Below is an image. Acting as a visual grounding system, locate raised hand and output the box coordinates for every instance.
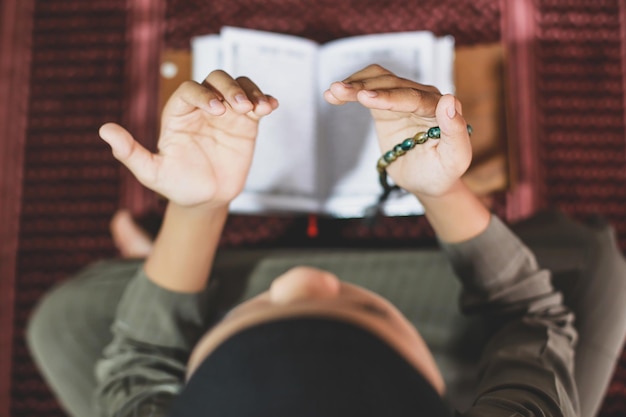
[99,70,279,208]
[324,64,471,198]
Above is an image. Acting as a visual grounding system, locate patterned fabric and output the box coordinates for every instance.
[164,0,501,48]
[10,2,127,417]
[532,1,626,232]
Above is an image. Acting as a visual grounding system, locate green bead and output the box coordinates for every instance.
[401,138,415,150]
[414,131,428,144]
[467,124,473,135]
[383,150,397,163]
[427,126,441,138]
[393,144,405,156]
[377,158,389,170]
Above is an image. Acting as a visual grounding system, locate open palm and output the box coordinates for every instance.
[100,71,278,207]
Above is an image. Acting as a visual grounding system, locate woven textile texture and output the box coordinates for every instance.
[164,0,501,48]
[535,1,626,235]
[10,1,127,416]
[7,0,626,416]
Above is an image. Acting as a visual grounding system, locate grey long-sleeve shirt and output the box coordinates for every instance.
[94,215,579,417]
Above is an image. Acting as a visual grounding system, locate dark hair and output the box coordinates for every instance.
[169,317,452,417]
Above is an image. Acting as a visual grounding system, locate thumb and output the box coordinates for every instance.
[435,95,468,139]
[99,122,158,185]
[434,95,472,172]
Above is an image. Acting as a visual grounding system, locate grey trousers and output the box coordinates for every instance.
[26,211,626,417]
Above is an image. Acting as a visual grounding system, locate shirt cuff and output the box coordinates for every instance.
[438,215,546,296]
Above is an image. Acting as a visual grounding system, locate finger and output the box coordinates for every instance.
[325,66,400,105]
[348,75,440,96]
[324,79,415,105]
[325,75,440,106]
[323,83,353,105]
[353,87,441,118]
[265,94,280,110]
[257,94,280,119]
[343,65,439,94]
[164,80,227,118]
[236,76,276,117]
[204,70,254,114]
[436,94,467,136]
[99,123,159,185]
[341,64,394,83]
[434,94,472,169]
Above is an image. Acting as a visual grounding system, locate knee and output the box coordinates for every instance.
[26,280,78,360]
[587,222,626,284]
[26,260,138,361]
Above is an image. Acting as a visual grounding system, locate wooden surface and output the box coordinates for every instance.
[455,43,510,196]
[159,43,509,197]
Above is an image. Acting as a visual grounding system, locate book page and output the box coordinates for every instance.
[317,32,453,216]
[194,27,321,213]
[434,36,455,95]
[191,35,222,82]
[191,29,454,217]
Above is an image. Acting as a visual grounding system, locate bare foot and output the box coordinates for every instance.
[110,209,154,258]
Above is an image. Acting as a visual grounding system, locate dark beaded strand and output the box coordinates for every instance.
[376,125,473,194]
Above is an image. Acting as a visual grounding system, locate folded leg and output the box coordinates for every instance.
[26,260,141,417]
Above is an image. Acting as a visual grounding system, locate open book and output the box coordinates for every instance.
[192,27,454,217]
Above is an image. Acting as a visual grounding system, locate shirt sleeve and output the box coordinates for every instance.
[94,267,210,417]
[439,215,580,417]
